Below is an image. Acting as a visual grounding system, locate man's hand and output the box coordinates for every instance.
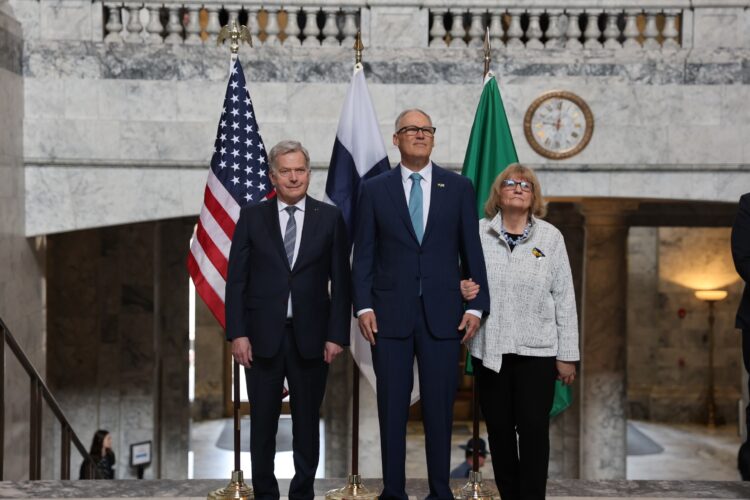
[358,311,378,345]
[556,360,576,385]
[460,278,480,301]
[458,313,481,343]
[232,337,253,368]
[324,342,343,364]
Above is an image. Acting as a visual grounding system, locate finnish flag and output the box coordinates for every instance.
[324,65,390,242]
[324,65,421,404]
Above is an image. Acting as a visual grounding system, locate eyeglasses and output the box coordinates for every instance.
[275,167,309,178]
[501,179,533,192]
[396,126,437,137]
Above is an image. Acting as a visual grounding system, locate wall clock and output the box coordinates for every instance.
[523,90,594,160]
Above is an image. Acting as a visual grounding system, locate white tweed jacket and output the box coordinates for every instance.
[468,212,580,373]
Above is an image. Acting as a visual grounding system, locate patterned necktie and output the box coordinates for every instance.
[283,206,297,266]
[408,173,424,243]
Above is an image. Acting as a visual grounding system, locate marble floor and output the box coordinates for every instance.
[190,417,744,481]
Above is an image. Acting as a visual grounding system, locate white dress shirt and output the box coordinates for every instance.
[278,197,306,318]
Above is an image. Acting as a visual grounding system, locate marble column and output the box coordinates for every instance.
[155,219,193,478]
[192,295,225,421]
[0,5,45,480]
[545,203,584,479]
[323,350,353,477]
[577,200,637,480]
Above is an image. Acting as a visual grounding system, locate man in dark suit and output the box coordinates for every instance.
[352,109,490,500]
[732,192,750,480]
[225,140,351,500]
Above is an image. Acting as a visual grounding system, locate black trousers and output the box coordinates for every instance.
[244,323,328,500]
[474,354,557,500]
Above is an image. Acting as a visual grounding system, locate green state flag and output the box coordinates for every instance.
[461,74,519,219]
[460,74,573,418]
[462,73,518,375]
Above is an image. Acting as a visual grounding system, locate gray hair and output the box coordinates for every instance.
[268,140,310,171]
[394,108,433,131]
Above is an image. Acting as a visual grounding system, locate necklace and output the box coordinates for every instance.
[500,221,531,247]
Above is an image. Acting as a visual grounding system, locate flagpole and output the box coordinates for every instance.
[325,30,378,500]
[454,25,498,500]
[208,19,254,500]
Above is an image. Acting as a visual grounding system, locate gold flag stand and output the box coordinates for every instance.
[324,31,378,500]
[208,22,254,500]
[454,27,498,500]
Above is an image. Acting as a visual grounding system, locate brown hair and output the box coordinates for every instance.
[484,163,547,219]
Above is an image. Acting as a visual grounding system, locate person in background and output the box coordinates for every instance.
[79,429,115,479]
[461,164,579,500]
[732,192,750,480]
[450,437,488,479]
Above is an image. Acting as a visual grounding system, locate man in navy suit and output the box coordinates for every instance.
[733,193,750,479]
[226,140,351,500]
[352,109,490,500]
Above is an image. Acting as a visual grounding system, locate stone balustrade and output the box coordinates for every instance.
[103,0,364,45]
[101,0,693,50]
[426,5,684,50]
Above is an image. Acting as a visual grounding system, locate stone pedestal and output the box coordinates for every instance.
[578,200,637,480]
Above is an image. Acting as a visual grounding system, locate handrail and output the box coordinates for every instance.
[0,316,97,480]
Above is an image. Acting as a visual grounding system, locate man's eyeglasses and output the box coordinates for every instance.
[396,126,437,137]
[501,179,533,192]
[275,167,309,178]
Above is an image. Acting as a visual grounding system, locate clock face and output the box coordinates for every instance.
[524,91,594,160]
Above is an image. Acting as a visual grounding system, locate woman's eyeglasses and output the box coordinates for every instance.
[500,179,533,192]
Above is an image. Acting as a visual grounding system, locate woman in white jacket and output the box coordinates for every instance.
[461,164,579,500]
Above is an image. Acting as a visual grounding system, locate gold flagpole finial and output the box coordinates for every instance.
[217,19,253,54]
[483,27,491,78]
[354,30,364,66]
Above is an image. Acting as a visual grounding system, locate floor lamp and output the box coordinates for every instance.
[695,289,728,428]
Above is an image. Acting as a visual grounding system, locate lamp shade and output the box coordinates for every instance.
[694,290,728,302]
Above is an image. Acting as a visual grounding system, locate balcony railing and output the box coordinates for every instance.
[99,0,687,50]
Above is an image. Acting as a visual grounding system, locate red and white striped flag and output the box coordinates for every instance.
[188,58,273,327]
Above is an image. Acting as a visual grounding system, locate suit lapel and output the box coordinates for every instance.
[262,197,291,270]
[422,165,446,244]
[293,197,320,270]
[384,167,419,243]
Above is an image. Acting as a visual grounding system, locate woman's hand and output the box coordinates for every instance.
[460,279,480,301]
[556,360,576,385]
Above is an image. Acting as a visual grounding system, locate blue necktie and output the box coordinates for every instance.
[408,173,424,243]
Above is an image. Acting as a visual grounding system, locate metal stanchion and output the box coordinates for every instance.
[208,360,253,500]
[325,357,379,500]
[453,375,497,500]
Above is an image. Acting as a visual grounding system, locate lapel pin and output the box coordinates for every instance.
[532,247,545,259]
[437,182,445,188]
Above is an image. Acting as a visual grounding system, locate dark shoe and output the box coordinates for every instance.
[738,441,750,480]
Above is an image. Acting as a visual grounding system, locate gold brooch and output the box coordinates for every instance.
[532,247,545,259]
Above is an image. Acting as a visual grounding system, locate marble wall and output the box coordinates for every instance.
[627,227,745,424]
[7,0,749,236]
[45,218,192,479]
[0,6,45,481]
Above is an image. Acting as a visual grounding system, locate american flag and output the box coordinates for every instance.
[188,58,273,328]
